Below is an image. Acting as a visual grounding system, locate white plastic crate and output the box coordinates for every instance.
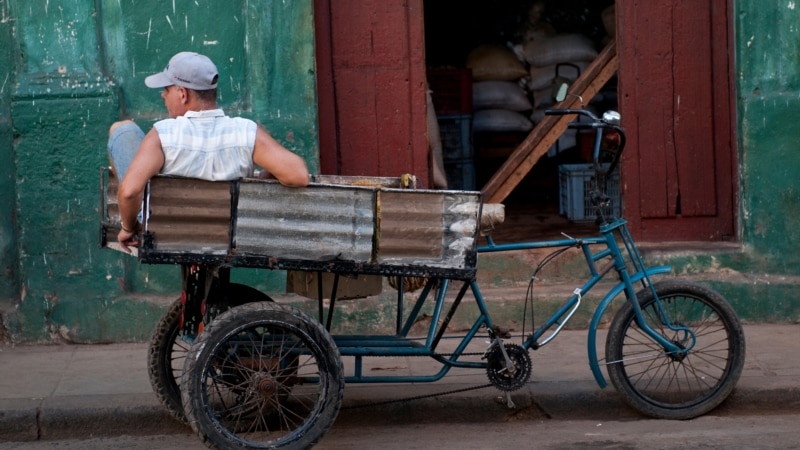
[559,163,621,222]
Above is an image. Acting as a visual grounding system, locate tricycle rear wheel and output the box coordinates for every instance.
[182,301,344,449]
[147,283,272,424]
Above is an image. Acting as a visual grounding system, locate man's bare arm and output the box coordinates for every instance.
[252,127,309,187]
[116,129,165,251]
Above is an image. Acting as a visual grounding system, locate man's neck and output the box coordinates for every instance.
[186,100,217,111]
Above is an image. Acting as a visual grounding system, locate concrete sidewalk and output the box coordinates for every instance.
[0,324,798,442]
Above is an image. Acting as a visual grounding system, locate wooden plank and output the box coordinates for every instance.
[673,0,717,216]
[633,3,675,219]
[482,39,618,204]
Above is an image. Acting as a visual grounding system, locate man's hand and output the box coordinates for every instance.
[117,228,140,253]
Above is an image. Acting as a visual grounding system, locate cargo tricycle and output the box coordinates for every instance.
[100,105,744,450]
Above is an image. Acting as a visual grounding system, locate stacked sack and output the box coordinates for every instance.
[519,33,599,155]
[466,44,533,134]
[522,33,598,116]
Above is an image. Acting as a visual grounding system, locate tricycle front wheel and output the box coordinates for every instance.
[605,280,745,420]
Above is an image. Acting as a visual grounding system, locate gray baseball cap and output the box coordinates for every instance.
[145,52,218,90]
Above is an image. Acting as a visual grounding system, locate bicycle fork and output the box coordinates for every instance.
[608,225,697,357]
[585,222,697,387]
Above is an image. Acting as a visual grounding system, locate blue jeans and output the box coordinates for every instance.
[107,122,145,182]
[107,122,146,222]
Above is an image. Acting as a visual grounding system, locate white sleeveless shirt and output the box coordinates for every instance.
[154,109,257,181]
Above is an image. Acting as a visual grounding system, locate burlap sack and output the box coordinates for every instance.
[522,34,598,67]
[426,89,448,189]
[466,44,528,82]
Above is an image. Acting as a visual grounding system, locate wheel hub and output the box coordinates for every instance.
[257,376,279,396]
[669,341,689,362]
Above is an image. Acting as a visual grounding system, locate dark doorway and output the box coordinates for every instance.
[424,0,616,241]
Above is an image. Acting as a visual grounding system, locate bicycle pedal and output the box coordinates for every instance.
[496,392,516,409]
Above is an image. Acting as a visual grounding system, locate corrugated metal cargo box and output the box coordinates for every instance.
[100,171,482,280]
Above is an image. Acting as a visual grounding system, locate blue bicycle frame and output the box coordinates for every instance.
[477,216,690,387]
[334,108,697,388]
[335,214,694,388]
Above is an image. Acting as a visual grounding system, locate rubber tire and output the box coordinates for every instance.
[605,280,745,419]
[182,301,344,450]
[147,283,272,424]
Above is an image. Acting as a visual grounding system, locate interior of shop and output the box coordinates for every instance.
[424,0,617,242]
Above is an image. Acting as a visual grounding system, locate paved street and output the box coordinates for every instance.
[0,324,798,446]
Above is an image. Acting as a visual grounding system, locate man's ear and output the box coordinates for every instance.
[178,86,190,104]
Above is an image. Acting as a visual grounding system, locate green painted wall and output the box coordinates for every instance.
[736,1,800,273]
[0,1,18,343]
[0,0,319,342]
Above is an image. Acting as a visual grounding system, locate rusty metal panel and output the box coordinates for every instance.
[144,177,232,253]
[378,191,443,259]
[104,171,120,223]
[377,190,480,269]
[235,180,375,261]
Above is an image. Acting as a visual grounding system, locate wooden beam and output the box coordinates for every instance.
[481,39,619,204]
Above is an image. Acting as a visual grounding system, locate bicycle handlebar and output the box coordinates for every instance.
[543,108,601,121]
[543,108,626,177]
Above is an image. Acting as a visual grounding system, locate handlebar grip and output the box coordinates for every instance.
[567,123,596,130]
[544,108,601,122]
[544,109,584,116]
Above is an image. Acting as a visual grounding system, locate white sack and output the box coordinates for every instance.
[473,109,533,133]
[473,81,533,111]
